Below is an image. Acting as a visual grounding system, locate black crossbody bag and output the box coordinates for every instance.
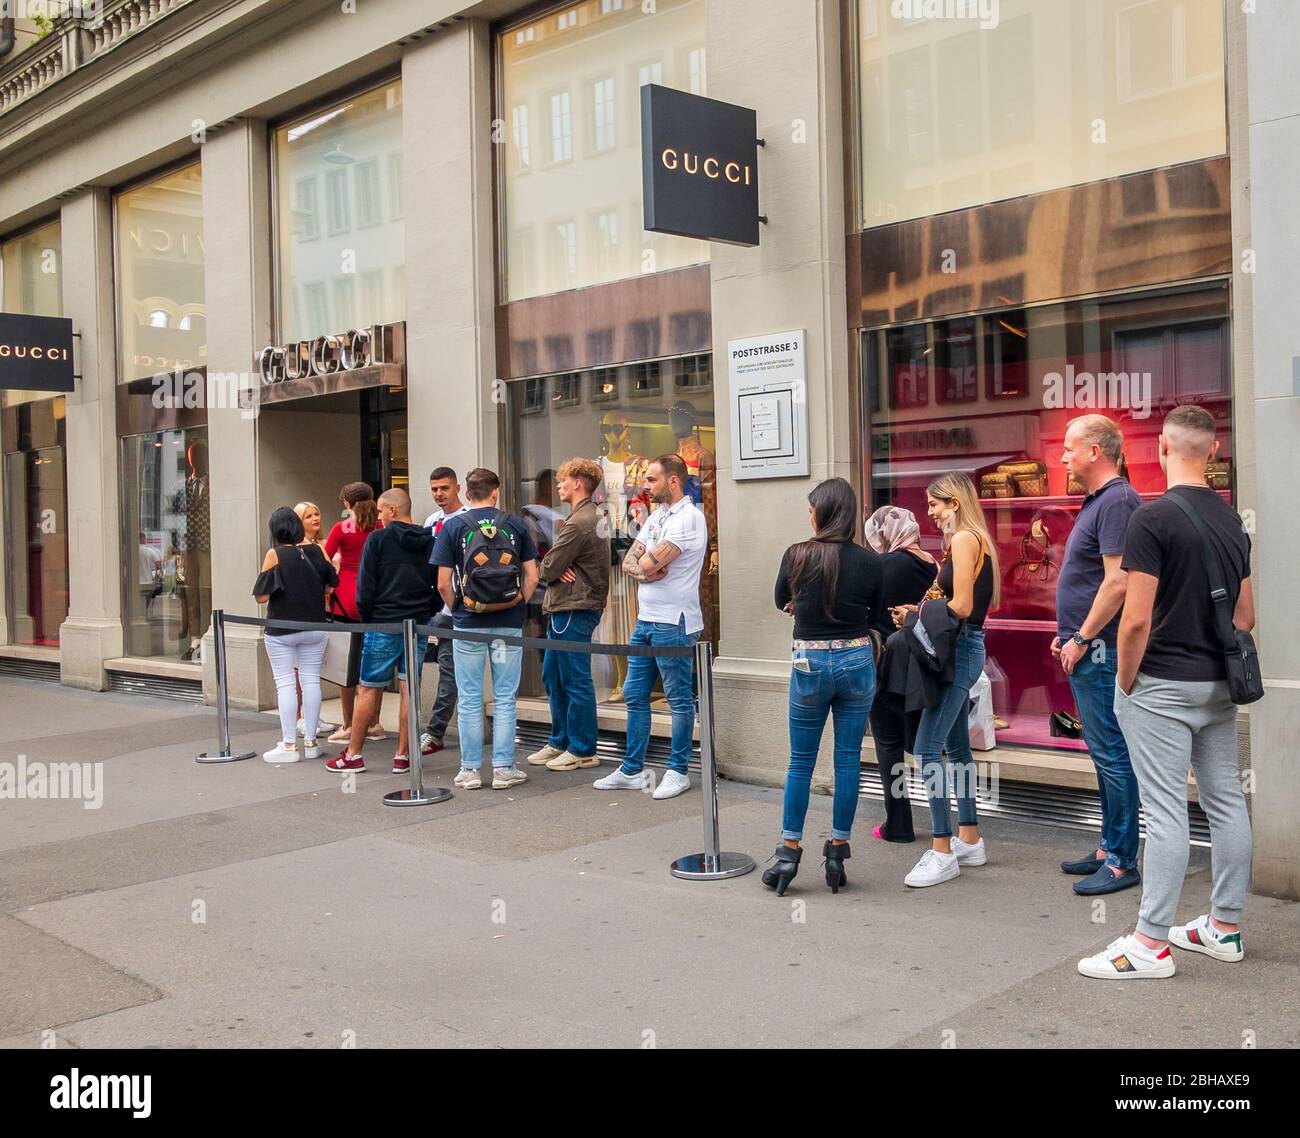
[1167,493,1263,705]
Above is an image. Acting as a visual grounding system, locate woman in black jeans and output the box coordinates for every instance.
[863,506,938,842]
[764,478,883,896]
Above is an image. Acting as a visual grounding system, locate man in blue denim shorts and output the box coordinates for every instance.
[328,488,434,775]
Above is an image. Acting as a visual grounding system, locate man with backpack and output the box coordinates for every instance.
[1077,405,1256,981]
[432,468,539,790]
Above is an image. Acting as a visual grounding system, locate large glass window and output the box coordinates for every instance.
[116,164,207,383]
[275,80,405,343]
[2,220,68,646]
[864,282,1232,752]
[120,428,211,662]
[507,356,718,703]
[857,0,1226,229]
[498,0,709,301]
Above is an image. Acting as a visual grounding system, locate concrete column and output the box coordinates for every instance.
[200,120,276,709]
[402,18,498,524]
[59,190,124,689]
[707,0,851,783]
[1244,2,1300,901]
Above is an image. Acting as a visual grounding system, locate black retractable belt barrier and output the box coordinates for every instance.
[205,610,755,874]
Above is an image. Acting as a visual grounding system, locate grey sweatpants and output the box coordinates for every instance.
[1114,673,1251,940]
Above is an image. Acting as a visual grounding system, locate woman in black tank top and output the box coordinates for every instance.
[902,473,1001,890]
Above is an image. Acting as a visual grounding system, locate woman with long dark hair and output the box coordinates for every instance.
[764,477,883,895]
[323,482,386,745]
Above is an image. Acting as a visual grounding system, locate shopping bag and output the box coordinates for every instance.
[967,670,997,752]
[320,628,354,686]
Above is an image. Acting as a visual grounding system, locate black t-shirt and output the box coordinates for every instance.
[1121,485,1251,682]
[774,541,884,640]
[253,544,338,636]
[937,543,995,628]
[874,549,938,637]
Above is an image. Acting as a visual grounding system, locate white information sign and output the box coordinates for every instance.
[728,330,808,480]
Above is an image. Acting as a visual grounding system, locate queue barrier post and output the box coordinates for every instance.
[383,617,453,807]
[196,609,256,764]
[669,639,755,880]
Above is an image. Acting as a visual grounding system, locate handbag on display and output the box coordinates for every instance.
[1013,517,1056,582]
[996,459,1049,497]
[1167,493,1264,706]
[1050,710,1083,739]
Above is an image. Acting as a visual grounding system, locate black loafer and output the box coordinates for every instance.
[1073,866,1141,896]
[1061,853,1105,875]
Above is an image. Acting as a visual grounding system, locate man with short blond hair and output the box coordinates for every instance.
[1053,413,1143,896]
[527,458,611,772]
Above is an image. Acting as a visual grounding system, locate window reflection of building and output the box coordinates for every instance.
[506,355,718,706]
[498,0,708,302]
[858,0,1227,229]
[274,80,404,342]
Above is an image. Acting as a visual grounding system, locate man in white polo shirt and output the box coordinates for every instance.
[594,453,707,800]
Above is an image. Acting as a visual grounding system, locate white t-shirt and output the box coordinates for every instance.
[636,496,708,635]
[424,504,468,616]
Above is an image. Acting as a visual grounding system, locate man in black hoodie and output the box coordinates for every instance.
[327,488,434,774]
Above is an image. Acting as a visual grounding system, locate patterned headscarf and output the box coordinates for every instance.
[864,505,922,554]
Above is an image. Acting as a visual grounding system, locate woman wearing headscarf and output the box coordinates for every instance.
[864,505,938,843]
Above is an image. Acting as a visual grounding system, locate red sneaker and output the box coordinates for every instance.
[420,733,444,756]
[326,751,366,773]
[392,756,410,774]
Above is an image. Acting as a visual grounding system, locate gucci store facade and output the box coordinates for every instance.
[0,0,1296,896]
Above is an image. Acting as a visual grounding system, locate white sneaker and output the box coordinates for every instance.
[951,835,987,866]
[302,740,321,760]
[263,742,300,764]
[453,768,482,790]
[1077,934,1176,980]
[653,770,691,800]
[526,743,565,766]
[327,725,352,744]
[1169,915,1244,962]
[493,766,529,789]
[296,717,334,736]
[905,848,960,888]
[593,767,648,791]
[545,750,601,771]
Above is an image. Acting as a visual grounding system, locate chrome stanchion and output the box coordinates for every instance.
[196,609,256,764]
[670,640,755,880]
[383,618,452,807]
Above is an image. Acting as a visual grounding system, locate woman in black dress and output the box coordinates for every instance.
[863,506,937,842]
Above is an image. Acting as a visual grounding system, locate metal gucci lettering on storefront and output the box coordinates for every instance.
[258,327,375,385]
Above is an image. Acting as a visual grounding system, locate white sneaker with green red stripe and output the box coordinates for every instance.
[1169,915,1244,962]
[1077,934,1176,980]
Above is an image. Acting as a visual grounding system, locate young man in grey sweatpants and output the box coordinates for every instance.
[1078,405,1255,981]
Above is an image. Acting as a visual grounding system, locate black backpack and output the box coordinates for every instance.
[456,513,524,613]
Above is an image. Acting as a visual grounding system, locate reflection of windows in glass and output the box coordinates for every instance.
[688,47,707,95]
[387,152,403,219]
[512,104,531,167]
[892,46,932,167]
[590,368,619,402]
[515,25,535,45]
[361,271,384,321]
[557,7,578,30]
[333,278,356,329]
[593,210,619,276]
[1115,319,1229,402]
[522,376,546,413]
[985,312,1028,399]
[294,177,319,240]
[549,90,573,162]
[630,361,661,397]
[551,221,577,280]
[675,354,711,393]
[553,374,581,407]
[592,77,616,151]
[325,168,351,235]
[601,0,623,12]
[935,317,978,403]
[304,283,329,333]
[938,31,982,159]
[1118,1,1176,100]
[886,325,929,408]
[355,160,381,228]
[637,61,662,89]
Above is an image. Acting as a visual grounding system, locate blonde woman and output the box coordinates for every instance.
[902,472,999,888]
[291,500,332,736]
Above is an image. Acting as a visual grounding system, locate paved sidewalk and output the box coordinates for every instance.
[0,678,1296,1049]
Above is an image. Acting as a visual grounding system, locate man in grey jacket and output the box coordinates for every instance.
[526,458,611,771]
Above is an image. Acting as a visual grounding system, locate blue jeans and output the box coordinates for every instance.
[1069,642,1140,869]
[914,628,985,839]
[782,645,875,842]
[543,609,602,758]
[620,617,698,775]
[452,627,523,771]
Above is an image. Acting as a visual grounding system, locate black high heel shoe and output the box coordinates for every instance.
[823,840,851,893]
[761,844,802,896]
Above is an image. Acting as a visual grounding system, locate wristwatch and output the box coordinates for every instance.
[1070,632,1086,648]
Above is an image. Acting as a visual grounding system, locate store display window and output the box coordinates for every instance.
[863,282,1232,751]
[506,355,718,704]
[120,428,212,662]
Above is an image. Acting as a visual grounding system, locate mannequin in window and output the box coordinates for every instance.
[179,439,211,663]
[595,411,649,702]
